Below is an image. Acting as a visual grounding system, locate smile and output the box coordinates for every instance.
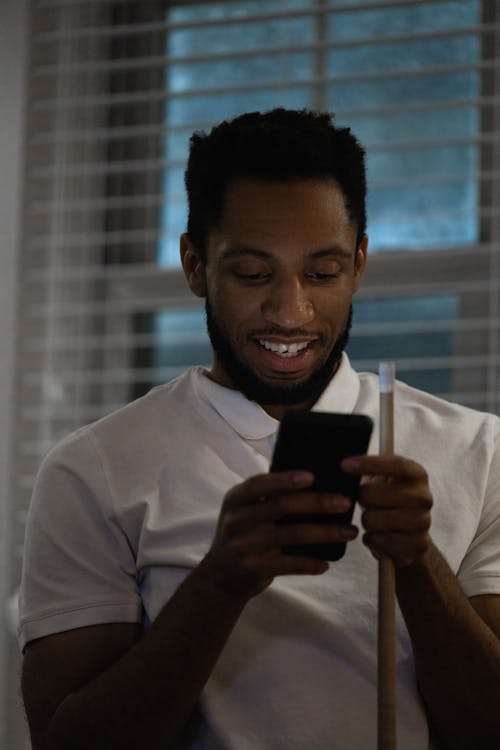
[258,339,311,358]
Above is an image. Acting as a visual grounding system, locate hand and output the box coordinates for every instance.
[203,471,359,601]
[342,455,433,567]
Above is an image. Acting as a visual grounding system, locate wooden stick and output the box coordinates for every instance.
[378,361,397,749]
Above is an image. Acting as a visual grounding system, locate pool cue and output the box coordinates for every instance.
[378,361,397,749]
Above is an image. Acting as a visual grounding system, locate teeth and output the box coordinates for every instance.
[258,340,310,357]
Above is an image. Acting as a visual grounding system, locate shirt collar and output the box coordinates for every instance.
[313,353,360,414]
[193,353,360,440]
[194,368,278,440]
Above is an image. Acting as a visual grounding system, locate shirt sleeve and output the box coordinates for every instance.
[18,427,143,651]
[457,416,500,598]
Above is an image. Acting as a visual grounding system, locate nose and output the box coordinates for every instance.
[261,275,314,328]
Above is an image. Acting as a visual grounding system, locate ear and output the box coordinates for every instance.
[353,234,368,292]
[180,233,207,298]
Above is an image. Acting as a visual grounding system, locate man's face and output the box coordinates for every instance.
[182,178,367,418]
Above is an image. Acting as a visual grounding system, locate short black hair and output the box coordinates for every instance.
[184,107,367,261]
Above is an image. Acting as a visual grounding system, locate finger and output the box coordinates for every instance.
[258,491,353,522]
[273,555,330,577]
[274,521,358,548]
[341,455,428,482]
[358,482,433,510]
[361,508,431,533]
[223,493,353,539]
[224,471,314,508]
[362,530,430,567]
[244,551,330,577]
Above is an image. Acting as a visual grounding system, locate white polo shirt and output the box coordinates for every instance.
[19,355,500,749]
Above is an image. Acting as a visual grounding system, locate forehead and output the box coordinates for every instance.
[209,178,357,257]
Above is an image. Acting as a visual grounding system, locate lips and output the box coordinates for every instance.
[250,336,319,374]
[258,339,310,358]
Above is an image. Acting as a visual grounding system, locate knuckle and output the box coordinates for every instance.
[361,509,374,529]
[317,494,331,513]
[413,491,432,512]
[415,534,430,554]
[220,508,238,532]
[282,523,332,547]
[419,464,429,482]
[307,495,329,516]
[358,485,373,505]
[280,524,301,546]
[419,511,432,531]
[320,493,349,514]
[414,464,429,486]
[363,527,431,566]
[245,474,265,495]
[394,455,408,473]
[405,511,431,533]
[222,486,238,505]
[423,493,433,510]
[240,551,258,572]
[276,493,294,514]
[399,457,428,482]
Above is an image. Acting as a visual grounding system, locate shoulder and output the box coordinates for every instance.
[91,366,200,438]
[46,368,200,461]
[359,368,498,428]
[393,378,499,439]
[32,368,204,510]
[357,369,499,464]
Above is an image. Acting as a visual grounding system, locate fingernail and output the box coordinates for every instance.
[331,495,351,512]
[340,526,358,540]
[292,471,314,485]
[341,458,360,472]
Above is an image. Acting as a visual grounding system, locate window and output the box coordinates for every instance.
[152,0,498,402]
[11,0,500,603]
[160,0,480,264]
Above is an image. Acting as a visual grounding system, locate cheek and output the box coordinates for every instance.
[208,291,252,341]
[211,282,263,320]
[315,289,351,318]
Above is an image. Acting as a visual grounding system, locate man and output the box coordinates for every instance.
[20,109,500,749]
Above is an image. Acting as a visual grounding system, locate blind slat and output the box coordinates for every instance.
[28,153,500,182]
[34,0,466,41]
[31,60,500,112]
[34,22,499,77]
[24,194,500,251]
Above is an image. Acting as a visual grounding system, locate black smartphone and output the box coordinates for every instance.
[270,410,373,561]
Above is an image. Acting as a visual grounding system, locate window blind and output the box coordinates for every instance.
[11,0,500,577]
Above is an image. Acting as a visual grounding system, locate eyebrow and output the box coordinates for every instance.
[221,245,354,261]
[309,247,354,260]
[221,246,272,261]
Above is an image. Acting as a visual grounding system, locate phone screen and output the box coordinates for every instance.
[270,410,373,561]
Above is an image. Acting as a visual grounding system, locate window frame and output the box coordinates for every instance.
[103,0,500,412]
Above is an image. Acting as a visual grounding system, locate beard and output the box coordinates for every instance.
[205,300,352,407]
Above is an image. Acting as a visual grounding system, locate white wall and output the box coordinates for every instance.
[0,0,30,747]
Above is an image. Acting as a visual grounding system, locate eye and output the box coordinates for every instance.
[232,263,271,282]
[306,270,341,281]
[308,272,339,279]
[235,272,271,282]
